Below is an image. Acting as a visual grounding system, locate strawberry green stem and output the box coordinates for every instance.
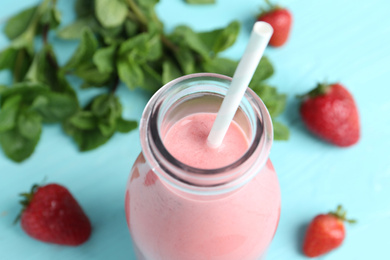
[329,205,357,224]
[14,184,39,224]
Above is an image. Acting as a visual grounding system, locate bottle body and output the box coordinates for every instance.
[125,154,280,260]
[125,73,281,260]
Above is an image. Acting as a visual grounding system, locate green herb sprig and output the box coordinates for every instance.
[0,0,288,162]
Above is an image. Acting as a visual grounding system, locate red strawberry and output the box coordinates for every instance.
[257,0,292,47]
[16,183,92,246]
[303,205,356,257]
[300,83,360,147]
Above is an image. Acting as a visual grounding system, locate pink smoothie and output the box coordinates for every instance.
[163,113,248,169]
[126,113,281,260]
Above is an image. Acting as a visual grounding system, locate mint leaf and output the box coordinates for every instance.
[93,45,117,73]
[4,6,38,40]
[6,48,34,82]
[251,84,286,118]
[75,66,112,88]
[141,63,162,91]
[0,95,22,132]
[95,0,128,28]
[35,93,78,123]
[202,57,238,77]
[40,4,61,30]
[116,118,137,133]
[63,28,98,70]
[124,19,139,37]
[91,94,113,117]
[31,95,49,109]
[17,110,42,140]
[185,0,215,4]
[137,0,160,8]
[249,56,274,85]
[174,47,196,75]
[75,0,95,18]
[98,119,116,137]
[273,121,289,141]
[0,48,17,71]
[117,59,144,89]
[119,33,162,63]
[198,21,240,55]
[162,60,182,85]
[0,82,48,101]
[0,127,40,162]
[170,26,210,59]
[57,17,93,40]
[63,121,112,151]
[69,111,97,130]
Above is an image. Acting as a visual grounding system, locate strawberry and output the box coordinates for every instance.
[257,0,292,47]
[16,183,92,246]
[300,83,360,147]
[303,205,356,257]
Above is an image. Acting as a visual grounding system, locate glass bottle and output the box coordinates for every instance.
[125,73,281,260]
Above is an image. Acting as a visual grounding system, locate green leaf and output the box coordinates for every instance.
[162,60,182,85]
[63,28,98,70]
[31,95,49,109]
[100,26,125,45]
[249,56,274,85]
[75,65,112,87]
[40,5,61,30]
[95,0,128,28]
[24,51,41,83]
[91,94,121,117]
[137,0,160,8]
[141,63,162,91]
[4,6,38,40]
[10,29,35,54]
[63,121,112,151]
[108,95,122,118]
[119,33,162,63]
[174,47,195,75]
[57,17,92,39]
[0,85,7,94]
[0,127,41,162]
[185,0,215,4]
[69,111,97,130]
[124,19,139,37]
[91,94,112,117]
[273,121,289,141]
[25,45,76,95]
[116,118,137,133]
[117,59,144,89]
[75,0,94,18]
[1,94,22,109]
[0,82,49,103]
[93,45,117,73]
[198,21,240,54]
[202,57,238,77]
[17,110,42,140]
[0,95,22,132]
[0,48,17,71]
[98,119,116,137]
[6,48,33,82]
[251,84,286,118]
[143,34,162,61]
[170,26,210,59]
[35,93,78,123]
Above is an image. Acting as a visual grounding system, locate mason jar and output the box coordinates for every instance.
[125,73,281,260]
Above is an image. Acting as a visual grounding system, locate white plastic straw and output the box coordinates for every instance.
[207,22,273,148]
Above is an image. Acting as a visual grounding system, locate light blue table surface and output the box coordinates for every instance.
[1,0,390,259]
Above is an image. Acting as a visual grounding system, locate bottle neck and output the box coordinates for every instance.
[140,73,273,197]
